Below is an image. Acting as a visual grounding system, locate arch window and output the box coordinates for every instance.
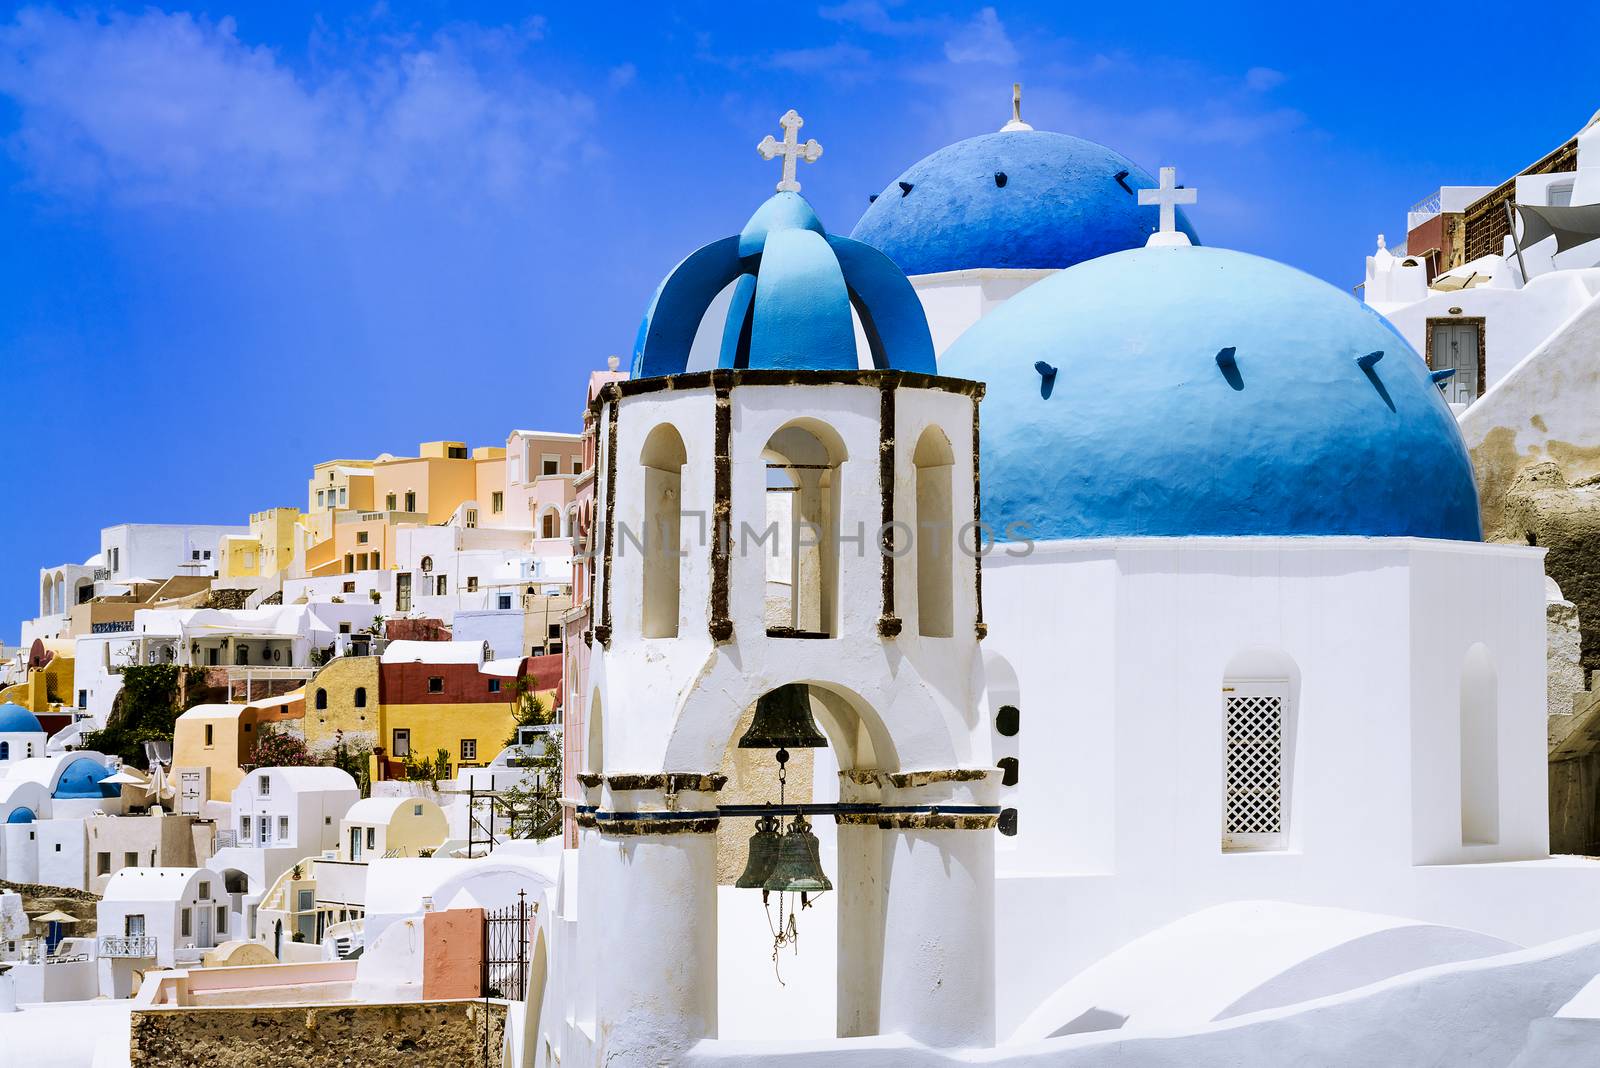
[640,424,688,639]
[1221,648,1300,853]
[763,422,844,638]
[314,688,328,711]
[354,687,367,709]
[1460,644,1500,845]
[0,742,8,760]
[912,426,955,637]
[541,510,560,540]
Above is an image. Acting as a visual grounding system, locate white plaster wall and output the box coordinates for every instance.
[909,269,1055,358]
[37,818,88,890]
[102,524,249,582]
[3,822,39,883]
[1372,269,1600,393]
[453,610,527,662]
[979,537,1554,1038]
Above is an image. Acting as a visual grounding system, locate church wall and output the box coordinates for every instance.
[908,268,1053,357]
[980,536,1548,1038]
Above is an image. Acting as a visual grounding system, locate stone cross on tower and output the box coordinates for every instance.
[999,82,1033,132]
[758,110,823,193]
[1139,166,1197,247]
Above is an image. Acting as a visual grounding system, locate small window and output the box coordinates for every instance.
[413,803,424,816]
[386,493,397,511]
[278,816,289,840]
[191,550,201,561]
[317,490,326,507]
[497,594,513,611]
[466,576,479,592]
[357,531,369,544]
[325,816,332,825]
[339,488,347,505]
[181,909,192,938]
[366,827,376,849]
[461,739,477,761]
[54,843,61,852]
[542,455,559,476]
[315,689,328,711]
[428,676,444,693]
[97,852,111,875]
[204,724,214,747]
[217,906,227,935]
[241,816,251,839]
[203,550,212,560]
[488,679,501,694]
[572,457,583,474]
[404,491,417,512]
[436,576,448,596]
[354,687,367,709]
[339,622,352,634]
[343,580,356,594]
[259,775,271,797]
[491,491,504,514]
[199,881,211,900]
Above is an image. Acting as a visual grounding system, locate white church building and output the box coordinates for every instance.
[524,104,1600,1066]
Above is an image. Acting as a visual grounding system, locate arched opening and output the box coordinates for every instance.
[315,688,328,711]
[53,572,64,614]
[983,651,1022,849]
[1460,643,1500,845]
[640,423,687,639]
[0,742,8,760]
[1221,647,1301,853]
[763,423,844,638]
[74,578,93,605]
[912,427,954,638]
[353,687,366,709]
[586,689,603,775]
[540,509,560,540]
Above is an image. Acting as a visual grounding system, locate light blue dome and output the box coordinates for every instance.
[632,191,934,377]
[53,755,116,799]
[0,703,43,734]
[850,130,1197,276]
[942,245,1482,542]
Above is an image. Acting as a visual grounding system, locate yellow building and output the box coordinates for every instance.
[372,442,480,525]
[302,657,380,754]
[304,459,376,543]
[0,639,75,712]
[172,694,305,802]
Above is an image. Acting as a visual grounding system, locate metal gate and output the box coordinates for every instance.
[482,890,530,1000]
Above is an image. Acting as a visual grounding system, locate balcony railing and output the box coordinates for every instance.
[99,935,158,958]
[1410,190,1443,217]
[90,620,135,634]
[215,829,238,849]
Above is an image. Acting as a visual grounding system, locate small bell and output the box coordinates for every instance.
[764,814,832,894]
[738,684,828,749]
[734,812,783,889]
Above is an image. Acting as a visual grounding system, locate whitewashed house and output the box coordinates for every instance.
[96,866,226,996]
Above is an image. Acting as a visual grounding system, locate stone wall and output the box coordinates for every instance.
[130,1000,506,1068]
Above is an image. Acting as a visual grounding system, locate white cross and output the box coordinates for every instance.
[758,109,823,193]
[1139,166,1197,246]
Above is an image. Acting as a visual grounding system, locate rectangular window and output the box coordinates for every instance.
[217,907,227,935]
[572,457,583,474]
[436,576,448,596]
[339,622,352,634]
[191,550,201,561]
[404,491,417,512]
[125,914,144,938]
[428,676,444,693]
[259,776,271,797]
[466,576,478,592]
[97,852,111,875]
[124,851,138,868]
[204,724,214,747]
[1223,684,1287,852]
[317,490,326,507]
[199,881,210,900]
[343,580,356,593]
[542,455,559,476]
[461,739,477,761]
[357,531,369,544]
[339,488,347,505]
[203,550,212,560]
[372,551,381,569]
[241,816,251,840]
[413,804,424,816]
[491,491,504,513]
[366,827,376,850]
[488,679,501,694]
[497,594,512,610]
[392,729,410,757]
[278,816,289,840]
[181,909,192,938]
[386,493,397,511]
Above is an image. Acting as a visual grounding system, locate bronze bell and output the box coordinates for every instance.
[738,684,828,749]
[763,814,832,894]
[735,812,783,889]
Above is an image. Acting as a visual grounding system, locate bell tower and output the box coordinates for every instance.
[568,111,1000,1062]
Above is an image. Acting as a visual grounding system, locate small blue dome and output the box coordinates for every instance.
[851,130,1197,276]
[53,755,116,800]
[5,807,34,824]
[632,191,935,377]
[942,245,1482,541]
[0,703,43,734]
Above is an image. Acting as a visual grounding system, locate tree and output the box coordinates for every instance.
[494,678,562,840]
[79,664,191,765]
[326,731,371,796]
[249,727,319,768]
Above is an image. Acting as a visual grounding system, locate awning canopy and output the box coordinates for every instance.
[1517,202,1600,255]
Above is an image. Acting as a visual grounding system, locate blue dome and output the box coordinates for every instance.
[53,755,116,800]
[5,807,34,824]
[851,130,1197,276]
[0,703,43,734]
[632,191,934,377]
[942,245,1482,541]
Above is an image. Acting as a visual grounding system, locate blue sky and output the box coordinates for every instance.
[2,1,1598,636]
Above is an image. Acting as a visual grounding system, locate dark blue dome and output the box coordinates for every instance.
[0,703,43,734]
[6,807,35,824]
[851,130,1197,276]
[53,755,116,799]
[941,245,1482,542]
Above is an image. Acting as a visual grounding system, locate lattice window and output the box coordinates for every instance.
[1225,692,1284,845]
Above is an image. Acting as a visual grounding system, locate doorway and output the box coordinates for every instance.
[1426,318,1485,405]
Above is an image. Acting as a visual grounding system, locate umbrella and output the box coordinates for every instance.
[33,911,77,953]
[99,769,147,787]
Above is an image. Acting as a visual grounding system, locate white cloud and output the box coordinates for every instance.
[607,62,637,90]
[769,41,873,74]
[0,7,595,207]
[1245,66,1286,92]
[942,7,1018,66]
